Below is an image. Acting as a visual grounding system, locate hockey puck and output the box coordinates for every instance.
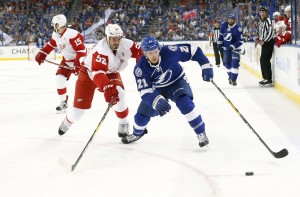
[245,172,254,176]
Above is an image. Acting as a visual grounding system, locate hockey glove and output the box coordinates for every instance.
[222,46,232,51]
[74,60,81,76]
[35,50,48,65]
[152,95,171,117]
[103,83,120,105]
[217,44,223,50]
[201,64,214,82]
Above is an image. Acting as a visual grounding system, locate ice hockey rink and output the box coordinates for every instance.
[1,57,300,197]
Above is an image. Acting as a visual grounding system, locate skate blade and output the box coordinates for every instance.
[200,144,210,152]
[56,109,66,114]
[259,84,273,87]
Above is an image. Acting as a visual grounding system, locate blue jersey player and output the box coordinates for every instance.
[121,36,213,149]
[218,14,243,86]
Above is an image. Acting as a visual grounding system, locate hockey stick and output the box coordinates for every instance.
[59,102,113,171]
[232,49,245,55]
[222,47,245,55]
[210,79,288,159]
[45,59,74,70]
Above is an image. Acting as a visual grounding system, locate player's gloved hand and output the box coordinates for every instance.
[201,63,214,82]
[103,83,120,105]
[152,95,171,117]
[74,60,81,76]
[222,46,232,51]
[35,50,48,65]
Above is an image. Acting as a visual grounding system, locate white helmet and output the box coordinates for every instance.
[51,14,67,32]
[273,11,280,17]
[105,24,123,40]
[284,5,291,12]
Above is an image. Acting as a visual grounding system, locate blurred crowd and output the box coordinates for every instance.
[0,0,296,46]
[0,0,72,46]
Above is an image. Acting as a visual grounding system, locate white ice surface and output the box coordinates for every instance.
[0,59,300,197]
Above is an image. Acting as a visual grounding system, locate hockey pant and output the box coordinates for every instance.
[223,50,240,81]
[133,78,205,136]
[67,70,129,124]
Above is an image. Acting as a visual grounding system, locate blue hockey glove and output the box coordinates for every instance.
[222,46,232,51]
[201,63,214,82]
[152,95,171,117]
[218,44,223,50]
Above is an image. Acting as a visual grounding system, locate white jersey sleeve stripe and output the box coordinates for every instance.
[92,70,106,79]
[139,88,154,97]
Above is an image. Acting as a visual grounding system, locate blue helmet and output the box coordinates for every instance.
[228,14,235,20]
[141,36,159,52]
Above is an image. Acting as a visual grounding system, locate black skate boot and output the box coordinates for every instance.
[58,118,72,135]
[118,122,129,137]
[259,79,273,87]
[122,129,148,144]
[56,96,68,113]
[197,132,209,150]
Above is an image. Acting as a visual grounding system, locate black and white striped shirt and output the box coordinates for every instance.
[210,27,220,43]
[259,18,274,42]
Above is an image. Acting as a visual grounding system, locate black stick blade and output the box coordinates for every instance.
[273,148,288,159]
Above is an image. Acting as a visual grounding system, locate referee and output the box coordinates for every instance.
[210,20,223,67]
[257,6,274,87]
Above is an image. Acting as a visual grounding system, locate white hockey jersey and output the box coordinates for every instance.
[83,38,142,80]
[43,28,87,67]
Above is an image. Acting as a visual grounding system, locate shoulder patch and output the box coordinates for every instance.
[168,45,178,51]
[238,27,242,32]
[135,67,142,77]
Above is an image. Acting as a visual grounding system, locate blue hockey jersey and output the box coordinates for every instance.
[218,22,243,50]
[133,44,210,105]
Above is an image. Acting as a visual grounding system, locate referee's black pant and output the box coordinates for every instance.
[213,42,223,65]
[260,39,274,81]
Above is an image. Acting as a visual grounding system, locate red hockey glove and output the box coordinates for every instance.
[74,60,81,75]
[35,50,48,65]
[103,83,119,105]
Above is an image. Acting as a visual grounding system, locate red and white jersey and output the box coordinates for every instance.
[275,31,291,47]
[43,28,87,67]
[83,37,142,79]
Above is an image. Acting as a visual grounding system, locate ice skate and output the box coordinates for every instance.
[231,80,237,86]
[56,98,68,113]
[197,132,209,150]
[259,79,273,87]
[118,122,129,137]
[122,129,148,144]
[58,118,72,135]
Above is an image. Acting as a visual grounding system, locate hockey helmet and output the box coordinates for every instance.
[228,14,236,20]
[260,6,269,12]
[141,36,159,52]
[105,24,123,39]
[284,5,291,12]
[273,11,280,17]
[51,14,67,32]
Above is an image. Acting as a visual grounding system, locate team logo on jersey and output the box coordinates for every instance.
[135,67,142,77]
[58,43,66,52]
[224,33,232,41]
[154,69,172,86]
[238,27,242,32]
[168,45,178,51]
